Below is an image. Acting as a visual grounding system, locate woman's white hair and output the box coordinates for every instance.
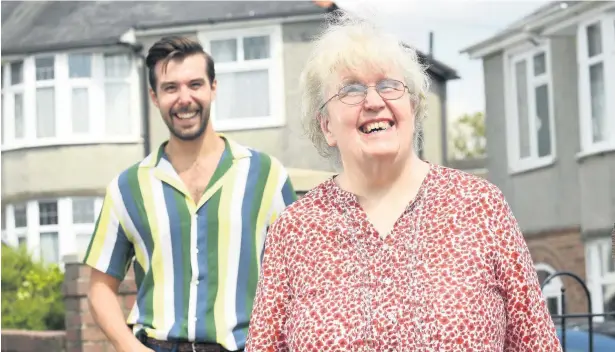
[300,11,431,159]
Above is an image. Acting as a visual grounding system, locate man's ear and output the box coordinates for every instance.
[319,113,337,147]
[149,88,159,108]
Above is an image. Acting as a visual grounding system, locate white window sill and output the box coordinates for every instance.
[212,117,285,132]
[508,155,556,175]
[1,137,142,152]
[576,143,615,161]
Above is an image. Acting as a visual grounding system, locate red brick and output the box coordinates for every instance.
[83,341,112,352]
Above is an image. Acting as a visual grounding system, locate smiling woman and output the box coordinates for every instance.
[245,10,563,352]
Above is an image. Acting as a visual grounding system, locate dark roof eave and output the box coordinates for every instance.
[1,38,129,57]
[134,8,328,31]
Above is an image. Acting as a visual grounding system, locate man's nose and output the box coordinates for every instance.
[177,86,193,104]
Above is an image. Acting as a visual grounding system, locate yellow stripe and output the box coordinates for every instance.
[84,193,113,267]
[254,162,281,268]
[213,166,238,343]
[138,168,165,331]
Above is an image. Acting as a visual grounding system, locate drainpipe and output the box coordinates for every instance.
[118,31,151,158]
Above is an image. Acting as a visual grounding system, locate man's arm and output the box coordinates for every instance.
[83,183,151,352]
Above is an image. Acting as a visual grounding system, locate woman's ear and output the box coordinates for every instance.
[319,113,337,147]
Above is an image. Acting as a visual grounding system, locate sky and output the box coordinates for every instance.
[334,0,551,121]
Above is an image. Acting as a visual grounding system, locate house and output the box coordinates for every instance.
[0,1,458,265]
[462,1,615,320]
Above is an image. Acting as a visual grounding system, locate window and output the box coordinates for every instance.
[505,44,555,173]
[1,51,140,151]
[198,25,285,131]
[577,15,615,156]
[586,238,615,322]
[536,263,563,316]
[3,197,103,265]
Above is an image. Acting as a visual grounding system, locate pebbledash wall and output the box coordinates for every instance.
[1,255,137,352]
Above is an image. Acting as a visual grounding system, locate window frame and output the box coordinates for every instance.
[585,237,615,322]
[2,197,103,265]
[1,48,141,152]
[197,24,286,132]
[576,14,615,158]
[503,41,557,174]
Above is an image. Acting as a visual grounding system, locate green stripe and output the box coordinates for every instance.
[246,154,271,316]
[126,167,155,326]
[205,189,222,340]
[173,190,192,339]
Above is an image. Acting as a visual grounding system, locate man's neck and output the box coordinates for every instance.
[165,129,224,171]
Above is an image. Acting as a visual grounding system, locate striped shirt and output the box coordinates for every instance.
[83,135,297,350]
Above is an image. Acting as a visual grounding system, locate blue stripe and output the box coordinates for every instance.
[232,154,261,345]
[117,170,155,327]
[281,177,296,207]
[163,183,186,339]
[194,205,209,341]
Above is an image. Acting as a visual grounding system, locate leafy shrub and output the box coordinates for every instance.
[1,244,65,330]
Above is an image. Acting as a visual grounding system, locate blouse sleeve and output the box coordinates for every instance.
[245,214,293,352]
[489,189,563,352]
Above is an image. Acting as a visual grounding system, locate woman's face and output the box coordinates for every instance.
[320,66,416,165]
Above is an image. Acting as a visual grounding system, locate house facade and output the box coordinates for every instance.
[462,1,615,320]
[1,1,458,265]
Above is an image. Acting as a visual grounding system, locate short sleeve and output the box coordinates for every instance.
[83,181,134,281]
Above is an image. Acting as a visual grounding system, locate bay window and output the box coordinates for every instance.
[586,238,615,322]
[505,43,556,173]
[1,50,140,151]
[2,197,103,265]
[198,25,285,131]
[577,15,615,156]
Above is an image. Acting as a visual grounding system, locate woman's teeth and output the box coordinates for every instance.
[361,121,392,134]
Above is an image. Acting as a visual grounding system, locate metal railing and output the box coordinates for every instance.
[541,271,615,351]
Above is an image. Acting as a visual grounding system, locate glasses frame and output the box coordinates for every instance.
[319,78,410,111]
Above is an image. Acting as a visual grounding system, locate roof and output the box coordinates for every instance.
[1,1,329,55]
[1,1,458,81]
[461,1,611,58]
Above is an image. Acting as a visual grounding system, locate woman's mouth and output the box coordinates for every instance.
[360,120,395,134]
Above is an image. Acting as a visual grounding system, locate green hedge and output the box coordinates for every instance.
[1,244,65,330]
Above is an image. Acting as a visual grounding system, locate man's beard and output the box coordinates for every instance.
[165,102,211,141]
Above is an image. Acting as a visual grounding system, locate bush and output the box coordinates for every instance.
[1,244,65,330]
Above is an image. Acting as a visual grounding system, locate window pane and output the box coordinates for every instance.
[546,298,559,316]
[36,88,56,138]
[1,94,4,144]
[604,284,615,321]
[104,82,131,135]
[14,93,24,139]
[533,53,546,76]
[39,201,58,225]
[39,232,59,263]
[589,63,606,143]
[71,88,89,133]
[587,23,602,57]
[76,233,93,260]
[216,70,269,120]
[104,54,131,78]
[244,36,270,60]
[211,39,237,63]
[14,204,27,228]
[10,61,23,85]
[17,236,27,248]
[68,54,92,78]
[72,198,95,224]
[535,84,552,157]
[35,57,55,81]
[514,61,531,158]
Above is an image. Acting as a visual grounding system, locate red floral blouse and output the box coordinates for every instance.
[246,163,562,351]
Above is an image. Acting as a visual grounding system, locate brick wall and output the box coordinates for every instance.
[1,330,65,352]
[62,255,137,352]
[526,228,589,317]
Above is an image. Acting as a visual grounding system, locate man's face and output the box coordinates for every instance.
[150,54,216,141]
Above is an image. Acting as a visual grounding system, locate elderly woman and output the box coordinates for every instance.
[245,12,562,352]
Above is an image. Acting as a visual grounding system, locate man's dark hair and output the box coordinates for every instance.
[145,36,215,92]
